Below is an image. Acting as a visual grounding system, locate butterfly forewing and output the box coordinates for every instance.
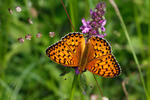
[46,32,85,67]
[87,36,111,62]
[86,36,121,78]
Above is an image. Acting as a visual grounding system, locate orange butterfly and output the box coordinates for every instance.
[46,32,121,78]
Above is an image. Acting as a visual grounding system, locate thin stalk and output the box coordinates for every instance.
[109,0,150,99]
[93,74,103,97]
[0,78,12,98]
[60,0,78,100]
[60,0,76,32]
[69,74,78,100]
[146,0,150,96]
[11,63,36,100]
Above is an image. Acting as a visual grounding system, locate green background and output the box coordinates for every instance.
[0,0,150,100]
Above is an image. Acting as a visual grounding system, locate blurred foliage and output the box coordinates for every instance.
[0,0,150,100]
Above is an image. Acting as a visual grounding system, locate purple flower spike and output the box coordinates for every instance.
[75,67,80,75]
[80,2,107,38]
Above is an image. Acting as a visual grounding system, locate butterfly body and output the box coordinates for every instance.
[46,32,121,78]
[78,42,90,73]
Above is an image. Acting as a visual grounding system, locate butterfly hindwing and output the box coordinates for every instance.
[86,36,121,78]
[86,54,120,78]
[46,32,85,67]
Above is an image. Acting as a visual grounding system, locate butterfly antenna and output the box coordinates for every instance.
[60,0,76,32]
[93,74,103,97]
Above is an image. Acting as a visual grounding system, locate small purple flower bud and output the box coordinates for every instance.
[36,32,42,38]
[99,34,105,38]
[101,19,106,26]
[82,91,86,95]
[91,94,98,100]
[82,27,90,33]
[49,32,55,37]
[95,33,106,38]
[16,6,22,12]
[80,26,84,30]
[90,9,94,15]
[80,18,92,33]
[27,18,33,24]
[96,3,101,9]
[75,67,80,75]
[25,34,32,40]
[103,33,107,37]
[81,18,87,26]
[91,21,97,26]
[90,30,97,34]
[102,97,109,100]
[18,37,24,43]
[101,27,105,32]
[8,8,13,14]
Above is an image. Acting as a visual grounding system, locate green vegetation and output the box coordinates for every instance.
[0,0,150,100]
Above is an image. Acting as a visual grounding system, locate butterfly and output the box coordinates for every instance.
[46,32,121,78]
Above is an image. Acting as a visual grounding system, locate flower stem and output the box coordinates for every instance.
[109,0,150,99]
[69,74,78,100]
[93,74,103,97]
[60,0,76,32]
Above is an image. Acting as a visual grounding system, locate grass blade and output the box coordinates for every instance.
[11,63,36,100]
[109,0,150,99]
